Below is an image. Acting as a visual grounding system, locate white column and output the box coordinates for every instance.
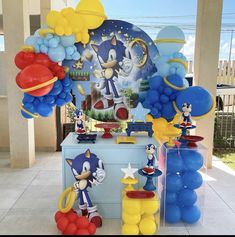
[40,0,51,26]
[2,0,35,168]
[194,0,223,168]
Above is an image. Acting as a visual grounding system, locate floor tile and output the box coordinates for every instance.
[0,208,58,235]
[31,171,62,186]
[0,185,26,209]
[12,185,62,210]
[158,226,189,235]
[96,219,122,235]
[0,209,8,222]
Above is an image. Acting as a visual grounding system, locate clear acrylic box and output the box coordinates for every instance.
[158,141,207,226]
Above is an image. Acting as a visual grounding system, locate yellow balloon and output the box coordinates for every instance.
[66,13,84,33]
[81,32,90,44]
[55,25,65,36]
[64,27,73,36]
[122,224,139,235]
[46,11,61,28]
[142,214,155,221]
[57,17,68,27]
[76,0,106,29]
[75,32,82,42]
[61,7,75,17]
[139,218,156,235]
[141,199,160,215]
[123,199,141,215]
[123,212,141,225]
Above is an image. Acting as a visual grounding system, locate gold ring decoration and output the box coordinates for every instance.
[76,10,107,19]
[172,95,216,120]
[20,105,39,118]
[21,77,58,93]
[58,186,77,213]
[163,77,186,91]
[21,45,35,52]
[38,28,55,37]
[154,38,186,44]
[168,58,188,71]
[129,38,148,68]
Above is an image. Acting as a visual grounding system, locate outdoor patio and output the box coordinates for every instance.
[0,151,234,235]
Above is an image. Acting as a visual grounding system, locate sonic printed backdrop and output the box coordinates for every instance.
[63,20,158,122]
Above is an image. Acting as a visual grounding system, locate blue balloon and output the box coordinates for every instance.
[62,77,72,86]
[21,103,36,119]
[181,150,203,171]
[37,103,53,117]
[164,87,173,96]
[181,205,201,223]
[58,92,66,99]
[56,98,66,107]
[72,51,81,61]
[147,90,159,104]
[164,74,185,90]
[45,33,54,40]
[154,102,162,110]
[43,38,49,47]
[40,44,48,54]
[175,86,213,117]
[149,75,164,90]
[183,78,189,88]
[49,81,63,96]
[160,94,169,103]
[65,46,75,56]
[167,151,183,173]
[161,102,176,121]
[25,35,39,49]
[65,93,73,103]
[157,85,164,93]
[48,37,59,48]
[23,93,35,103]
[177,188,197,206]
[60,34,75,47]
[45,95,55,105]
[182,171,203,189]
[48,45,66,62]
[165,204,181,223]
[166,192,177,204]
[142,100,151,109]
[37,38,44,45]
[33,98,40,107]
[166,174,183,192]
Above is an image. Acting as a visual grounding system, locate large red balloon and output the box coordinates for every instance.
[76,216,90,229]
[63,223,77,235]
[57,217,69,232]
[87,223,96,235]
[14,51,35,70]
[34,53,53,68]
[16,64,55,97]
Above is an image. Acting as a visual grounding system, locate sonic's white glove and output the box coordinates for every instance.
[119,57,133,77]
[73,181,80,198]
[96,78,106,90]
[92,168,106,185]
[93,69,104,79]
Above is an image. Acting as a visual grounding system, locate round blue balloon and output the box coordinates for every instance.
[56,98,66,107]
[165,204,181,223]
[154,102,162,110]
[40,44,48,54]
[181,150,203,171]
[142,100,151,109]
[160,94,169,103]
[23,93,35,103]
[48,37,59,48]
[62,77,72,87]
[58,92,66,99]
[161,102,176,121]
[37,103,53,117]
[177,188,197,206]
[175,86,213,117]
[166,192,177,204]
[149,75,164,90]
[65,46,75,56]
[181,205,201,224]
[182,171,203,189]
[49,81,63,96]
[166,174,183,192]
[60,34,75,47]
[71,51,80,61]
[45,95,55,105]
[147,90,159,104]
[25,35,39,49]
[21,103,36,119]
[48,45,66,62]
[164,87,174,96]
[164,74,185,90]
[65,93,73,103]
[167,150,184,173]
[33,98,40,107]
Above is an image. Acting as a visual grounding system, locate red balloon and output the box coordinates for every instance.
[67,212,78,223]
[76,216,90,229]
[76,229,90,235]
[17,64,54,97]
[34,53,52,68]
[14,51,35,70]
[57,217,69,232]
[63,223,77,235]
[15,72,21,86]
[87,223,96,235]
[54,211,65,223]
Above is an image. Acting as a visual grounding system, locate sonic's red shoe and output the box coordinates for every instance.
[89,212,102,227]
[180,122,186,127]
[77,128,86,134]
[94,97,114,110]
[142,167,155,175]
[114,103,129,121]
[186,122,192,128]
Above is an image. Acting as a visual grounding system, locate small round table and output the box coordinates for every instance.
[181,135,204,148]
[95,123,120,139]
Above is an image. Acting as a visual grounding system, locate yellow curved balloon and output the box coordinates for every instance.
[77,84,86,96]
[46,11,61,28]
[58,187,76,213]
[38,28,55,37]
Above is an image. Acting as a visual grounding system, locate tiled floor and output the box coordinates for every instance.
[0,152,235,235]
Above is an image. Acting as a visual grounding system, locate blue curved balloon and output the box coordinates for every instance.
[182,171,203,189]
[181,150,203,171]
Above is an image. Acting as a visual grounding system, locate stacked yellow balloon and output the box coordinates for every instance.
[45,0,106,44]
[122,191,160,235]
[146,113,181,144]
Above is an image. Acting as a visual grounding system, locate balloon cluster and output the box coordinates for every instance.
[141,25,215,123]
[55,209,96,235]
[45,0,106,44]
[14,51,73,118]
[164,148,204,224]
[25,33,80,63]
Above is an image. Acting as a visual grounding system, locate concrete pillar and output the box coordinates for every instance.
[194,0,223,168]
[33,0,57,152]
[2,0,35,168]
